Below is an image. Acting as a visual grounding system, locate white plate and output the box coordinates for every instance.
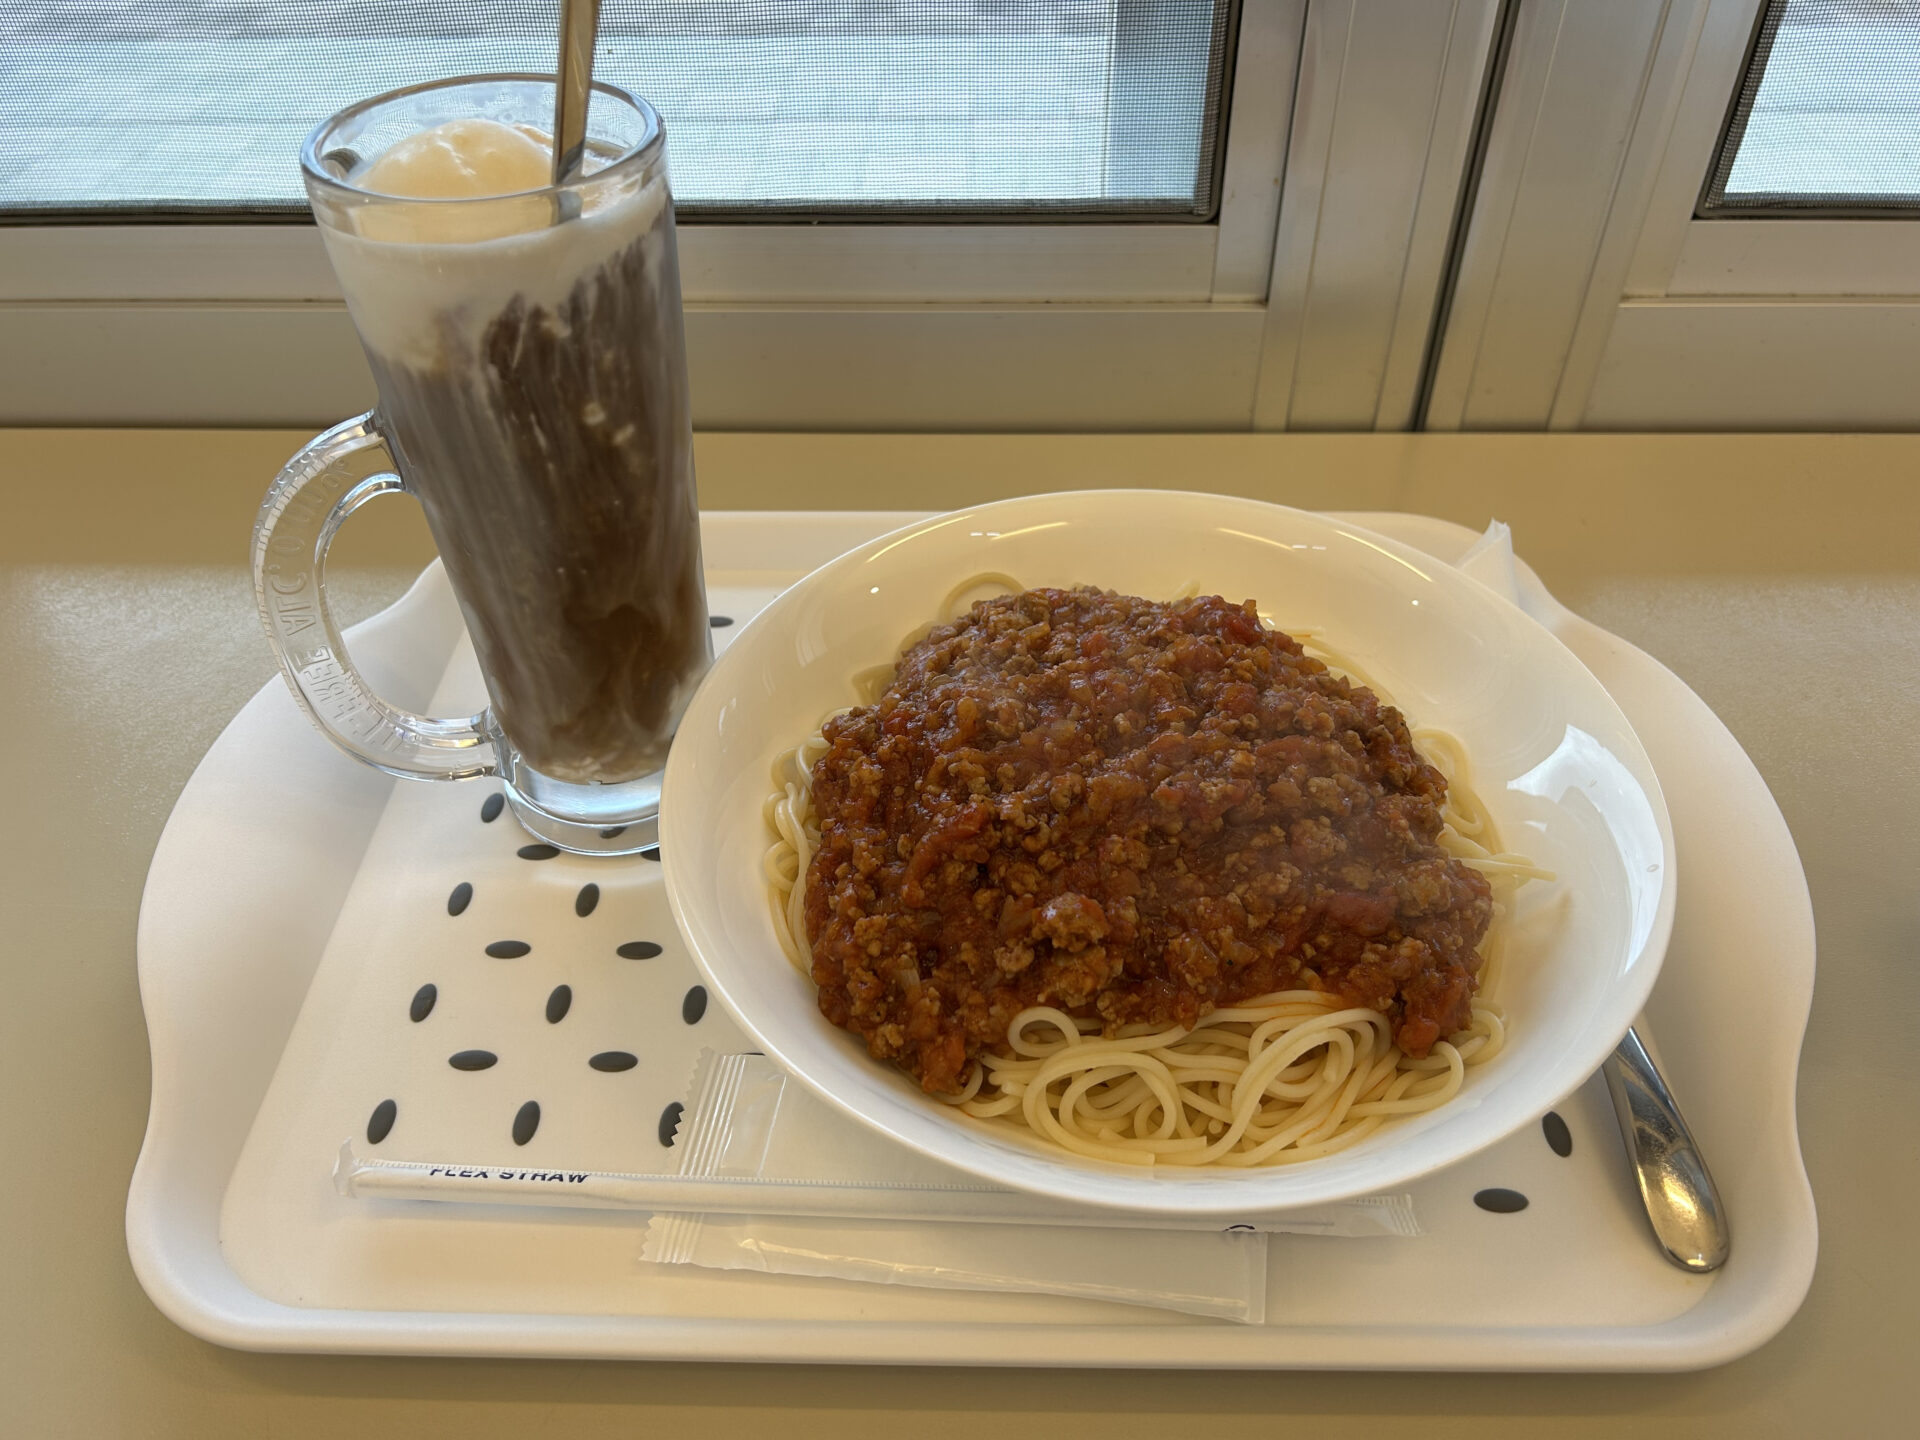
[660,493,1677,1214]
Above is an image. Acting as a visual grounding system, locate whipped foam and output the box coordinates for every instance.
[322,117,667,368]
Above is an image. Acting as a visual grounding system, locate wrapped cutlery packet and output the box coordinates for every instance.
[338,1051,1421,1324]
[639,1051,1420,1323]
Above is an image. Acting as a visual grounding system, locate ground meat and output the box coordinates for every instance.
[802,588,1494,1095]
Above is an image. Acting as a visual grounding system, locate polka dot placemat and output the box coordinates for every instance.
[223,614,757,1225]
[226,770,739,1187]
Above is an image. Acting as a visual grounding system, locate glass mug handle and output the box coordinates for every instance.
[252,412,495,780]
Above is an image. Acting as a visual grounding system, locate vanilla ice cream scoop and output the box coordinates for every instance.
[349,119,561,243]
[355,118,553,199]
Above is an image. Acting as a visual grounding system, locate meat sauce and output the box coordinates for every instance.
[802,588,1494,1095]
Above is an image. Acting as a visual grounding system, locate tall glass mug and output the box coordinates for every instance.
[254,76,710,856]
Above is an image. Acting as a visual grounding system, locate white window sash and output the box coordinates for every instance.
[1430,0,1920,432]
[0,2,1508,431]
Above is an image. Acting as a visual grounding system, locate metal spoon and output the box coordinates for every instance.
[1603,1026,1731,1273]
[552,0,603,186]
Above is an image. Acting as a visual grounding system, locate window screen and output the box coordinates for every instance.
[1,2,1237,219]
[1702,0,1920,213]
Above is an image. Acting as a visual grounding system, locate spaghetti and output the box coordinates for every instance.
[762,581,1546,1168]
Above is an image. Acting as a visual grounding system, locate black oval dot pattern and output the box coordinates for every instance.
[1466,1112,1572,1216]
[480,793,505,823]
[366,1098,397,1144]
[410,852,700,1163]
[1542,1110,1573,1157]
[512,1100,541,1146]
[598,826,627,840]
[709,614,733,628]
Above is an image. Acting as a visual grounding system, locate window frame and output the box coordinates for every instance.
[0,1,1508,431]
[1630,0,1920,298]
[1427,0,1920,432]
[1,1,1289,308]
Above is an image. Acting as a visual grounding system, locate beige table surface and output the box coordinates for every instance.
[3,429,1914,1438]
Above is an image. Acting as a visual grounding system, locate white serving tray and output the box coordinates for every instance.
[128,511,1817,1369]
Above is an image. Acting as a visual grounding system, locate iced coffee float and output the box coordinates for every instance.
[311,108,709,789]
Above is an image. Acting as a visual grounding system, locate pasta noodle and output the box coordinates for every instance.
[761,579,1547,1168]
